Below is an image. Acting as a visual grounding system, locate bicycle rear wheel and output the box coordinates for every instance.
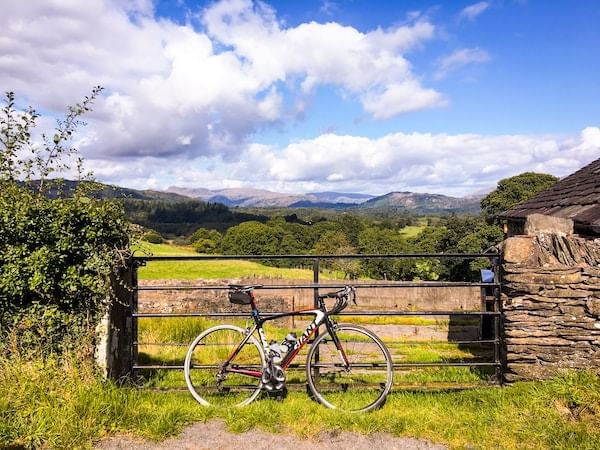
[184,324,265,408]
[306,324,393,412]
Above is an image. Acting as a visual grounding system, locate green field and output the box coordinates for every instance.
[135,242,348,280]
[399,225,426,238]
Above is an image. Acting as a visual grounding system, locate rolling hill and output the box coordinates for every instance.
[166,186,374,207]
[358,191,482,213]
[166,185,481,213]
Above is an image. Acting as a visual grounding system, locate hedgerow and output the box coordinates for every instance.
[0,89,131,357]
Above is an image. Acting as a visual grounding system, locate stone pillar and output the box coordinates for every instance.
[501,220,600,381]
[95,262,135,380]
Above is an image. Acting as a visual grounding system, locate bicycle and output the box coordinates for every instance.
[184,285,393,412]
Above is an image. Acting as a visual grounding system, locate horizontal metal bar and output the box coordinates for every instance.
[132,310,500,317]
[134,253,499,262]
[136,282,500,291]
[141,382,500,392]
[393,362,500,367]
[134,365,183,370]
[135,342,188,347]
[134,339,499,347]
[133,361,500,370]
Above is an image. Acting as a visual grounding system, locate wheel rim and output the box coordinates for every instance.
[185,325,265,408]
[307,325,392,412]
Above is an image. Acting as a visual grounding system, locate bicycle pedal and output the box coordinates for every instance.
[266,386,288,402]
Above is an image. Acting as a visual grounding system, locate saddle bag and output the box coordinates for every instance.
[229,291,252,305]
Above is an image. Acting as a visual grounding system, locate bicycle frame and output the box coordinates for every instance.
[221,295,350,378]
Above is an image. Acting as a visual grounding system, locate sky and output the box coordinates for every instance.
[1,0,599,196]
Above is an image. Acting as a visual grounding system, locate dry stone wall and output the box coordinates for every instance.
[502,233,600,381]
[138,278,481,313]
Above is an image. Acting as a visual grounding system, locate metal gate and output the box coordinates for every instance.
[129,252,503,387]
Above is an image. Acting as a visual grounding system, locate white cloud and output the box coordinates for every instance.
[434,47,491,80]
[87,127,600,197]
[362,81,447,118]
[459,2,490,22]
[0,0,444,163]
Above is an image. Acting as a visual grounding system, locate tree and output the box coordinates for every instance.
[221,221,283,255]
[357,227,412,280]
[480,172,559,223]
[1,88,103,190]
[190,227,222,253]
[142,230,164,244]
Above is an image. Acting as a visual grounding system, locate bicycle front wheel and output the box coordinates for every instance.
[184,324,265,408]
[306,324,393,412]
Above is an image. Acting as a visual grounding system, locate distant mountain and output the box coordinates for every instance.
[165,186,482,212]
[358,191,481,213]
[288,200,358,209]
[166,186,374,207]
[22,179,193,202]
[306,192,374,204]
[23,180,266,235]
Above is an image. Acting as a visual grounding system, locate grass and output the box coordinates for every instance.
[342,315,479,327]
[135,317,495,389]
[6,240,589,447]
[2,355,599,449]
[399,225,426,238]
[135,242,346,280]
[139,259,330,280]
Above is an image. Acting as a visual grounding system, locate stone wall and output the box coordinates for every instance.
[502,232,600,381]
[138,278,482,314]
[137,279,484,341]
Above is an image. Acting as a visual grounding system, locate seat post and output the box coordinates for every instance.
[249,292,261,324]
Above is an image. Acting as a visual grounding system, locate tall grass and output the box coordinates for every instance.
[2,354,599,449]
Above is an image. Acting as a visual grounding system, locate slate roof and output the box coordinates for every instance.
[500,157,600,234]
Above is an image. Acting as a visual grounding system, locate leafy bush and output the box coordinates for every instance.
[0,182,131,357]
[0,90,131,357]
[142,229,164,244]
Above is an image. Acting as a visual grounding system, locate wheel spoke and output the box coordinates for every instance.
[306,325,393,412]
[184,325,265,408]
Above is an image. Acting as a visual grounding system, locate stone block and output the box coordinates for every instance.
[557,305,587,316]
[502,236,537,264]
[582,281,600,290]
[505,329,556,338]
[505,337,573,346]
[545,288,593,298]
[524,214,573,236]
[504,266,577,275]
[586,298,600,316]
[506,353,538,362]
[504,363,562,382]
[503,271,583,285]
[582,267,600,277]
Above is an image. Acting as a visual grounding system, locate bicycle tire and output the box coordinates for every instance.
[306,324,393,412]
[184,324,266,408]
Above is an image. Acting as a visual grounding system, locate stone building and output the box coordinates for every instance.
[498,157,600,381]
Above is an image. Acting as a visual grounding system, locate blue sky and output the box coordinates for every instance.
[1,0,599,195]
[157,0,600,138]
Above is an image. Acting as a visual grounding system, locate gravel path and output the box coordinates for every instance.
[95,420,447,450]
